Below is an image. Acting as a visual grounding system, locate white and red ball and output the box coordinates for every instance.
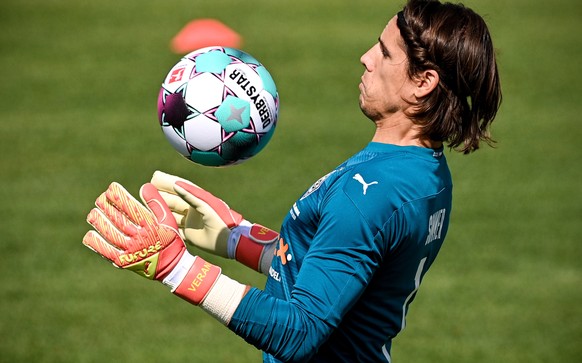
[157,47,279,166]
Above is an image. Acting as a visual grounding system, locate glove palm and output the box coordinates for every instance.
[151,171,242,258]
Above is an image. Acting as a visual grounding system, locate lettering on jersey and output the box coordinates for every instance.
[425,209,446,245]
[269,266,281,282]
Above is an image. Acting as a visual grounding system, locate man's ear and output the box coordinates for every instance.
[414,69,439,98]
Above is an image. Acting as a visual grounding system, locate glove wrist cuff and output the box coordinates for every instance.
[230,223,279,273]
[162,252,196,290]
[227,220,252,259]
[166,254,222,305]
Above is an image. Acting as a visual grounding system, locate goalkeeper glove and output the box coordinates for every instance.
[150,170,279,274]
[82,182,247,324]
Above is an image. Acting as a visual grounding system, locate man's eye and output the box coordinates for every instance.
[378,41,390,58]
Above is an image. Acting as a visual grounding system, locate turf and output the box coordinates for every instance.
[0,0,580,362]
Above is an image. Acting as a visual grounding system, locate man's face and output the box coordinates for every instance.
[359,16,415,121]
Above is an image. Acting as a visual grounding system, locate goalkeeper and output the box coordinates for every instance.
[83,0,502,361]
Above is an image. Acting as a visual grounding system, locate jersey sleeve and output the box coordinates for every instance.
[228,183,390,362]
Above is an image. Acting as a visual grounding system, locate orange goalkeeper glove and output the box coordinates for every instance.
[82,182,224,306]
[150,171,279,273]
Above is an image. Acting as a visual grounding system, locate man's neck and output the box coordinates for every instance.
[371,115,442,149]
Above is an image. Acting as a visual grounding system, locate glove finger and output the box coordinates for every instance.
[169,211,191,243]
[95,192,136,236]
[86,207,130,250]
[177,225,186,241]
[172,211,186,229]
[105,182,155,228]
[173,182,227,226]
[158,190,190,215]
[150,170,179,194]
[96,188,168,254]
[82,230,123,267]
[174,181,243,228]
[151,170,199,194]
[140,183,178,230]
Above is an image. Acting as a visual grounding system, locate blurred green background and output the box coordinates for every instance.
[1,0,580,362]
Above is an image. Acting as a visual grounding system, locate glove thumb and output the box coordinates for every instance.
[140,183,179,230]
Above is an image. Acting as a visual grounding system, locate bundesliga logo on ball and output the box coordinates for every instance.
[157,47,279,167]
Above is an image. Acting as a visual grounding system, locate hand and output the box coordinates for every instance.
[82,182,186,281]
[151,171,279,273]
[82,181,246,318]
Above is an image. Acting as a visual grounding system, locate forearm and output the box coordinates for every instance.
[228,288,330,363]
[162,253,327,362]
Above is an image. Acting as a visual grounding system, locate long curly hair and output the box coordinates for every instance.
[397,0,502,153]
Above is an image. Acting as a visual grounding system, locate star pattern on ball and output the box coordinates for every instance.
[227,104,245,124]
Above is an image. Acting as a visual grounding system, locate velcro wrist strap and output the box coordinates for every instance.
[173,256,221,305]
[235,224,279,272]
[236,235,265,271]
[162,252,196,290]
[227,221,252,259]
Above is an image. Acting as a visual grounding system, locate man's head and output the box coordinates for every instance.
[360,0,502,153]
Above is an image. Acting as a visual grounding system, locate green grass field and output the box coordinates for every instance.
[1,0,580,362]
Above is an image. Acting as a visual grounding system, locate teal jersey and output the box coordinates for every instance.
[230,142,453,362]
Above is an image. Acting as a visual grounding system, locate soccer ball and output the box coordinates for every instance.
[157,46,279,167]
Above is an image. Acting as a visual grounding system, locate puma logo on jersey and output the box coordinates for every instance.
[353,173,378,195]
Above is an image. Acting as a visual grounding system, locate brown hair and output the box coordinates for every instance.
[397,0,502,153]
